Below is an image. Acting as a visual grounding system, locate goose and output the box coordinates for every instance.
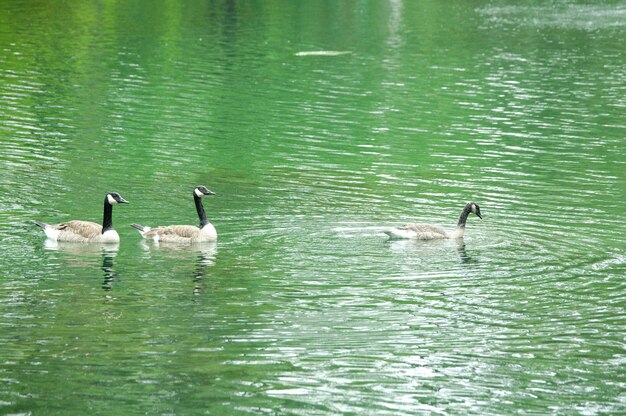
[384,202,482,240]
[35,192,129,243]
[131,185,217,243]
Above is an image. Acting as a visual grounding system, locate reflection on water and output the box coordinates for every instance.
[139,240,218,295]
[43,240,120,291]
[455,241,474,264]
[480,3,626,31]
[388,238,475,264]
[43,239,120,257]
[101,251,117,291]
[1,0,625,414]
[294,51,352,57]
[138,240,217,264]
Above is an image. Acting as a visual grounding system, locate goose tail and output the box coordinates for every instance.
[34,221,49,229]
[35,220,60,240]
[130,223,151,237]
[130,223,144,232]
[383,228,414,240]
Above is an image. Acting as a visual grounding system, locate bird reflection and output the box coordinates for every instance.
[139,240,218,295]
[387,238,474,264]
[192,243,218,295]
[43,240,120,290]
[100,250,118,291]
[455,240,473,264]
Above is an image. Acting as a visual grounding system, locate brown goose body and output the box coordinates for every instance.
[131,185,217,243]
[35,193,129,243]
[384,202,483,240]
[136,224,216,243]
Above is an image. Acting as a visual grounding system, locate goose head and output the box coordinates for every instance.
[194,186,216,198]
[106,192,129,205]
[469,202,482,219]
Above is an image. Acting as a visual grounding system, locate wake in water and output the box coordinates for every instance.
[334,225,392,238]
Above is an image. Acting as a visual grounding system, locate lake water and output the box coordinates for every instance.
[1,1,625,414]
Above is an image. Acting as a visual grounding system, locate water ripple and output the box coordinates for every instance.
[1,1,625,414]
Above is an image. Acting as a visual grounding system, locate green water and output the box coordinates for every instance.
[1,1,625,414]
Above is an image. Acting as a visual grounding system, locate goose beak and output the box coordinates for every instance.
[476,212,482,219]
[204,190,216,196]
[119,198,129,204]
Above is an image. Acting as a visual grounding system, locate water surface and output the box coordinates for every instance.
[1,0,625,414]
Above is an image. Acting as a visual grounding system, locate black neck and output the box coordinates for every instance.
[194,194,208,227]
[456,205,472,229]
[102,198,113,233]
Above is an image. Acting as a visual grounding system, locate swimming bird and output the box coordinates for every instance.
[131,185,217,243]
[35,192,129,243]
[384,202,482,240]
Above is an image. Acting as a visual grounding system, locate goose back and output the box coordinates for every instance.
[43,220,121,243]
[385,223,448,240]
[143,224,216,243]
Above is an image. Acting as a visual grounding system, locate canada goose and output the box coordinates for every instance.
[131,185,217,243]
[35,192,129,243]
[384,202,482,240]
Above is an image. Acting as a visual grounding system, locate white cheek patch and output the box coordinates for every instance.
[194,188,204,197]
[471,204,477,213]
[107,194,118,205]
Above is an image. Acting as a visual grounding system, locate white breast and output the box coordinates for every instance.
[98,229,121,243]
[199,224,217,241]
